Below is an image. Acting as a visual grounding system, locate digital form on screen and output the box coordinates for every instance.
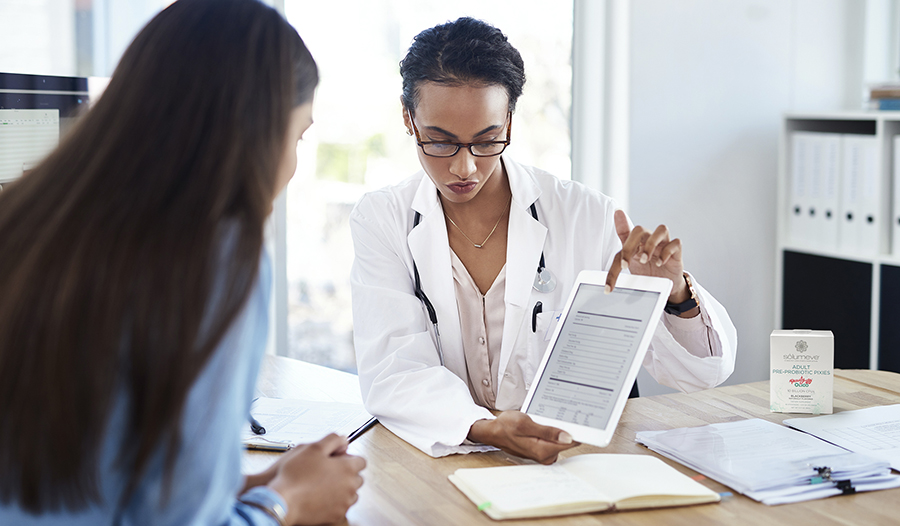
[525,284,660,430]
[0,109,60,182]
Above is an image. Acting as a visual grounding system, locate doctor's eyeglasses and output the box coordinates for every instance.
[409,111,512,158]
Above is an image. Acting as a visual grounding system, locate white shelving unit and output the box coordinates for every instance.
[776,111,900,372]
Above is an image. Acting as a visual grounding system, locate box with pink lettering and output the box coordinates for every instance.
[770,330,833,414]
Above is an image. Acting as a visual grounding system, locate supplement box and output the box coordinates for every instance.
[770,329,833,414]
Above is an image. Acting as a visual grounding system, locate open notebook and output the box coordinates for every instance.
[449,454,719,520]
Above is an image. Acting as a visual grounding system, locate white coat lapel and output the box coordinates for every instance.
[497,159,545,385]
[407,175,466,375]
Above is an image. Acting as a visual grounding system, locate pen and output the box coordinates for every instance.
[531,301,542,333]
[348,417,378,443]
[249,415,266,435]
[245,441,292,452]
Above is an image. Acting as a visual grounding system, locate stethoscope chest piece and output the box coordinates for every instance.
[533,268,557,293]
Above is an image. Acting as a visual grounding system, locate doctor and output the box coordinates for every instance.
[350,17,737,464]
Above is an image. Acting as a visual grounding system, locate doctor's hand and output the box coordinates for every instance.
[468,411,579,464]
[605,209,693,307]
[265,433,366,525]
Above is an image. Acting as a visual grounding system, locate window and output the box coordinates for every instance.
[283,1,574,372]
[0,1,177,79]
[0,1,576,373]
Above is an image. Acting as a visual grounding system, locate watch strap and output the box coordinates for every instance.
[239,487,288,526]
[664,273,698,315]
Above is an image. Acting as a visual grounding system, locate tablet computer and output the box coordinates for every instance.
[520,270,672,447]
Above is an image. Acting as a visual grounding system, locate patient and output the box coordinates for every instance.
[0,1,363,524]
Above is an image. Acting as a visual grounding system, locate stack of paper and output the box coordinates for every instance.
[636,419,900,505]
[785,404,900,470]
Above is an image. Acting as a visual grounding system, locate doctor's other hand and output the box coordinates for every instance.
[605,209,690,304]
[468,411,579,464]
[265,433,366,525]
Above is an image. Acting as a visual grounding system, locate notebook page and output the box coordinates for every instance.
[560,454,719,507]
[451,464,607,515]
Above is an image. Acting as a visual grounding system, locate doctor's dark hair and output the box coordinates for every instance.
[0,0,316,514]
[400,17,526,114]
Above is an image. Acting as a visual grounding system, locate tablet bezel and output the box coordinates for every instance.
[520,270,673,447]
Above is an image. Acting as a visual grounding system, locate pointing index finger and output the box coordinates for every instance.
[605,251,624,294]
[614,209,631,246]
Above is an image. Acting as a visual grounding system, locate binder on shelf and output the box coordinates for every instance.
[788,133,811,246]
[805,135,824,248]
[858,136,880,255]
[788,132,842,250]
[818,134,842,252]
[893,136,900,256]
[839,135,879,255]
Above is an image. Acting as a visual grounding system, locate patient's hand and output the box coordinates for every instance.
[266,433,366,525]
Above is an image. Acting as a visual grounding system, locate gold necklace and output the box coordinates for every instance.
[444,194,512,249]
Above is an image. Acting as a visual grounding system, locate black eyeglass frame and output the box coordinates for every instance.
[408,111,512,158]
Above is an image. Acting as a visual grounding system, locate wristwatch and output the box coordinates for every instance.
[664,273,698,315]
[239,487,288,526]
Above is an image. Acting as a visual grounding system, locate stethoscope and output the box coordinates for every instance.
[412,202,556,366]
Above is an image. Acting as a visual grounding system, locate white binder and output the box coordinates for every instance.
[893,136,900,256]
[789,132,841,250]
[840,135,879,255]
[818,133,842,252]
[857,136,880,255]
[788,133,811,246]
[805,135,824,247]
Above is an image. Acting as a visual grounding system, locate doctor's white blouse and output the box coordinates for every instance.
[349,156,737,457]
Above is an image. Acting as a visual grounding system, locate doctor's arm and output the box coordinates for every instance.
[603,209,736,391]
[605,210,696,313]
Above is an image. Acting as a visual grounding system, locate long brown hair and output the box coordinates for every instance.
[0,0,317,512]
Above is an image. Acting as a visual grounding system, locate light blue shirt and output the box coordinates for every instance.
[1,249,284,526]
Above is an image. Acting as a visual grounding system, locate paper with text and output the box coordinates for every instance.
[785,404,900,470]
[242,398,372,450]
[526,284,659,429]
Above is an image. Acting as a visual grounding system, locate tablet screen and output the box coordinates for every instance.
[524,283,661,430]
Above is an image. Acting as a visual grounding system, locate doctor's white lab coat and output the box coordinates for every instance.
[349,157,737,457]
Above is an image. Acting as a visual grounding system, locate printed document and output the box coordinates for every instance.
[785,404,900,470]
[242,398,372,450]
[636,418,900,504]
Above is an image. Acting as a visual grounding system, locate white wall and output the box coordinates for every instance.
[628,0,870,395]
[0,0,76,76]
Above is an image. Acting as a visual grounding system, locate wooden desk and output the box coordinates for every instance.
[246,359,900,525]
